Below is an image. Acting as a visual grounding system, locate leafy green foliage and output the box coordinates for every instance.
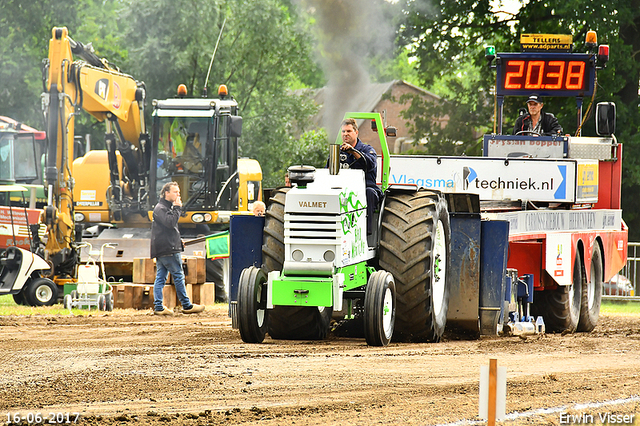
[241,91,324,188]
[121,0,324,186]
[0,0,82,127]
[0,0,326,186]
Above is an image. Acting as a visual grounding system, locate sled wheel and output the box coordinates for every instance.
[578,244,603,332]
[364,270,396,346]
[533,249,582,333]
[237,266,269,343]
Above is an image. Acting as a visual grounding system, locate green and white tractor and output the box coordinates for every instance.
[237,112,451,346]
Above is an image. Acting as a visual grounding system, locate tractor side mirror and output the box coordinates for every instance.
[596,102,616,136]
[229,116,242,138]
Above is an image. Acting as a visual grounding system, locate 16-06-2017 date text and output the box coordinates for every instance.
[5,412,80,424]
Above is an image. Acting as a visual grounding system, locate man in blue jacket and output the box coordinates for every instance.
[338,118,383,235]
[151,182,205,315]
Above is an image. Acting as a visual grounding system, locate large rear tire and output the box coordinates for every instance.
[364,270,396,346]
[578,244,603,332]
[237,266,269,343]
[378,190,451,342]
[262,187,289,272]
[532,250,582,333]
[261,187,332,340]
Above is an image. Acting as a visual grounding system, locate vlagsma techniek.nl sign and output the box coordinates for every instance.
[386,156,598,204]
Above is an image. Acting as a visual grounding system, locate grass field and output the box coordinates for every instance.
[601,299,640,315]
[1,294,638,316]
[0,294,100,316]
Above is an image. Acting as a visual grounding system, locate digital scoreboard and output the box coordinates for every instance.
[496,53,596,97]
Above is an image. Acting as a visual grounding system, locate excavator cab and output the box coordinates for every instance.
[150,97,242,217]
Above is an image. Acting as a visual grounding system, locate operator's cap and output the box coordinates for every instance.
[527,94,542,104]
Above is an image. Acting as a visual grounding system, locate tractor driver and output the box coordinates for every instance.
[513,94,563,136]
[338,118,382,235]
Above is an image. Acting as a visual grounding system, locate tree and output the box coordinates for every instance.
[0,0,85,127]
[121,0,323,187]
[0,0,127,147]
[398,0,640,238]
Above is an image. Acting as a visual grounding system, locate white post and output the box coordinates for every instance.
[479,358,506,423]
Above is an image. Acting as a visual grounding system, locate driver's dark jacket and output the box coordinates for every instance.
[512,111,563,136]
[340,139,383,199]
[150,197,184,259]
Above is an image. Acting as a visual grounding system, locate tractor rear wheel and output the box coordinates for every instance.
[578,244,603,332]
[262,187,289,272]
[378,190,451,342]
[261,187,332,340]
[532,250,582,333]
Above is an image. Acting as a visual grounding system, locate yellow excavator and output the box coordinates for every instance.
[0,27,262,305]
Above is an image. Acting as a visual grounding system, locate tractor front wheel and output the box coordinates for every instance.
[237,266,269,343]
[364,270,396,346]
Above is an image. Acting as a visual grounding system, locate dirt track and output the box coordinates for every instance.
[1,305,639,425]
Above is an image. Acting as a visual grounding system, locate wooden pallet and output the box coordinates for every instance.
[111,282,216,310]
[112,284,154,310]
[132,256,206,285]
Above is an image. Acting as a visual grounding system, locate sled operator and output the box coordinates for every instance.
[513,94,563,136]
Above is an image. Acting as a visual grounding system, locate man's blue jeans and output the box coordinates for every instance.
[154,253,192,311]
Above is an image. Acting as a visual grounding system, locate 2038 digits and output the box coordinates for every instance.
[6,412,80,424]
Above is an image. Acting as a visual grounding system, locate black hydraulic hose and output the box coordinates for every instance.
[20,192,33,250]
[215,170,239,209]
[69,37,107,70]
[8,200,16,247]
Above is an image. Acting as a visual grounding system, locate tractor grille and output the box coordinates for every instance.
[284,213,340,244]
